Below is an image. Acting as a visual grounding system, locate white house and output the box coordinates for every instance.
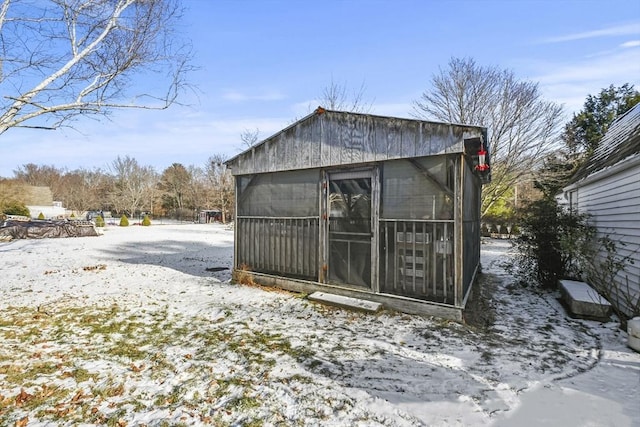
[562,103,640,317]
[27,201,67,219]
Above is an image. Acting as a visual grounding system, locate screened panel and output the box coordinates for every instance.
[381,156,454,220]
[237,169,320,217]
[328,176,372,288]
[379,220,455,305]
[236,217,319,281]
[462,163,482,297]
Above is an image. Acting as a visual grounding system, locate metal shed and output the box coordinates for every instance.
[225,108,490,320]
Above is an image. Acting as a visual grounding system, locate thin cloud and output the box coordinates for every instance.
[532,48,640,114]
[621,40,640,48]
[221,89,286,102]
[535,50,640,85]
[540,22,640,43]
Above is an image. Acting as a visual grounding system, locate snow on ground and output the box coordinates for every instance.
[0,223,638,426]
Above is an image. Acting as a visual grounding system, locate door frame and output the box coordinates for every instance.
[320,167,380,292]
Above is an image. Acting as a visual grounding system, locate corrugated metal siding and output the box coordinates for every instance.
[226,110,485,176]
[571,165,640,316]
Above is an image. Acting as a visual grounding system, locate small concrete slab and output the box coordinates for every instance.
[559,279,612,321]
[308,292,382,313]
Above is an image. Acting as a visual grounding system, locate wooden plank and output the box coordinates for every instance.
[385,119,403,159]
[361,116,376,162]
[245,272,464,319]
[226,112,485,175]
[328,115,343,167]
[308,291,382,312]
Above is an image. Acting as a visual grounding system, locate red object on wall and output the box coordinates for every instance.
[476,144,490,172]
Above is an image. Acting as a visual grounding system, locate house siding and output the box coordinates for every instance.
[568,159,640,316]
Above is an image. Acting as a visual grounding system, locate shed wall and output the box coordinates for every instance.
[227,110,487,315]
[228,112,484,176]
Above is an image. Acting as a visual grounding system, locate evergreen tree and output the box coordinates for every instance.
[534,84,640,196]
[562,84,640,157]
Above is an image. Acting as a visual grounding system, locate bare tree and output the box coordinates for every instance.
[205,154,233,223]
[240,128,260,149]
[109,156,157,216]
[58,168,111,211]
[159,162,192,219]
[13,164,66,200]
[186,164,208,212]
[318,77,373,113]
[412,57,564,216]
[0,0,192,135]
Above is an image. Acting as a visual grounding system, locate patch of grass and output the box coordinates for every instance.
[107,341,148,360]
[64,367,97,383]
[0,301,325,425]
[91,378,126,399]
[1,361,60,384]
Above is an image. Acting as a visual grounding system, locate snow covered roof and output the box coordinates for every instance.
[571,103,640,182]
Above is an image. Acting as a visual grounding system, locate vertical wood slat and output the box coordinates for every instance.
[422,224,427,295]
[296,219,302,275]
[412,222,417,292]
[284,219,289,274]
[393,222,398,291]
[432,222,437,296]
[247,219,252,267]
[303,219,308,277]
[262,218,267,271]
[252,219,257,269]
[279,219,283,272]
[443,222,448,300]
[307,219,312,277]
[384,223,389,291]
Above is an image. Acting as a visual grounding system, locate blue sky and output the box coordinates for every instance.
[1,0,639,177]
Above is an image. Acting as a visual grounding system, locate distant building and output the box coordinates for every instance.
[23,186,67,219]
[199,210,222,223]
[27,201,66,219]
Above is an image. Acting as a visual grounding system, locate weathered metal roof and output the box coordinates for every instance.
[225,108,487,176]
[571,103,640,182]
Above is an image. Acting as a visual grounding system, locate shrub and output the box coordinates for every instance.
[509,196,590,289]
[2,201,30,217]
[70,213,76,219]
[576,235,638,323]
[119,214,129,227]
[38,212,45,220]
[95,215,105,227]
[141,215,151,226]
[510,195,637,323]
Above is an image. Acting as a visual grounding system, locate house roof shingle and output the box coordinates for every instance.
[571,103,640,182]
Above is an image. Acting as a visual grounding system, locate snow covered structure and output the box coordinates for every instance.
[225,108,490,320]
[562,103,640,317]
[27,201,67,219]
